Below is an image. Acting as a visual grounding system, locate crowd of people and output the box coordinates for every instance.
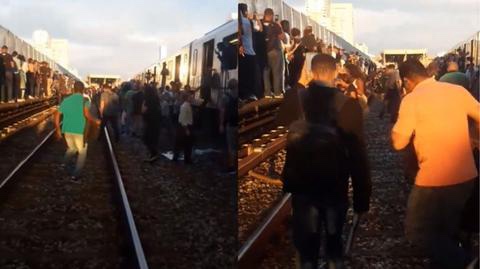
[0,45,70,103]
[54,76,239,180]
[238,3,480,269]
[238,3,376,104]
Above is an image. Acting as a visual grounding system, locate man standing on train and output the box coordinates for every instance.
[261,8,286,98]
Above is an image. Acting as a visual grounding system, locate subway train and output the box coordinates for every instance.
[137,19,237,108]
[449,31,480,65]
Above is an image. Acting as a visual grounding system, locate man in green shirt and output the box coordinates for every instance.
[439,61,469,89]
[55,81,99,179]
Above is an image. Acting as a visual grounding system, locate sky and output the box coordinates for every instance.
[286,0,479,57]
[1,1,478,79]
[0,0,236,79]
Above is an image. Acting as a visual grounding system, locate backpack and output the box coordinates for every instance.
[282,87,349,196]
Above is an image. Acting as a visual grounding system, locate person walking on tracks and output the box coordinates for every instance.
[142,85,161,162]
[392,59,480,269]
[99,83,121,142]
[282,54,371,269]
[55,81,100,180]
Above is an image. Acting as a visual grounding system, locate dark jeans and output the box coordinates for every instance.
[238,54,257,99]
[13,72,20,101]
[143,120,160,157]
[292,194,347,269]
[173,124,193,163]
[405,180,475,269]
[1,71,13,102]
[26,72,35,97]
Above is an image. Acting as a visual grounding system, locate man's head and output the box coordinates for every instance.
[446,61,459,72]
[73,80,85,94]
[103,83,112,91]
[263,8,274,22]
[280,20,290,33]
[291,28,301,38]
[1,45,7,53]
[399,59,429,93]
[310,54,338,86]
[303,26,313,36]
[181,90,192,102]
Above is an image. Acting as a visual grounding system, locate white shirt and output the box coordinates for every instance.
[178,101,193,127]
[21,62,28,73]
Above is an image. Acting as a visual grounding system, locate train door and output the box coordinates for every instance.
[201,39,214,86]
[174,55,181,82]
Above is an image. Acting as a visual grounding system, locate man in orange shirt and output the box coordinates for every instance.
[392,59,479,269]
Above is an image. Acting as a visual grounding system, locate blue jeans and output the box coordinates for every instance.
[292,194,347,269]
[405,180,475,269]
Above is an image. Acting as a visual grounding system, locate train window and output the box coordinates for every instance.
[192,49,198,76]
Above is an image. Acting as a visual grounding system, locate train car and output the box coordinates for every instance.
[138,18,237,104]
[86,74,122,88]
[449,31,480,65]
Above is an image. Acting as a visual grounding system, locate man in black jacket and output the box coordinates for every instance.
[282,54,371,269]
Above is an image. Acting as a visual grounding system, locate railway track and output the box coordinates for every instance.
[238,97,293,268]
[0,98,57,141]
[0,126,148,268]
[0,98,56,129]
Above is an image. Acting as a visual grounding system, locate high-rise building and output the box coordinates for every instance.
[330,3,354,44]
[305,0,331,27]
[49,39,69,67]
[31,30,69,68]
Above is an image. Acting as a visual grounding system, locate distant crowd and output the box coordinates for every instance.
[55,76,238,180]
[0,45,71,103]
[238,3,376,103]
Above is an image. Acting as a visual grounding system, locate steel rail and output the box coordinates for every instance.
[238,136,287,177]
[0,123,149,269]
[237,193,292,268]
[0,100,56,129]
[0,128,55,190]
[104,127,149,269]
